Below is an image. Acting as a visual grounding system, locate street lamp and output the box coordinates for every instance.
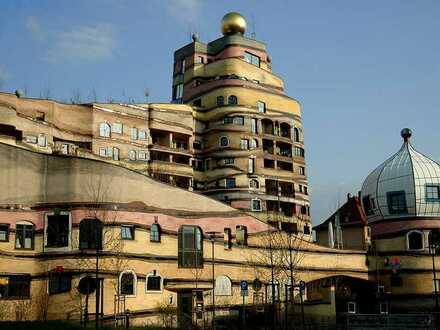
[207,231,219,330]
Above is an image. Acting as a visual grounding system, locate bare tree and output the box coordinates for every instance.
[88,88,98,103]
[70,89,82,104]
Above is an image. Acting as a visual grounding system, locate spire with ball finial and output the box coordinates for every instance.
[401,128,412,142]
[221,12,247,35]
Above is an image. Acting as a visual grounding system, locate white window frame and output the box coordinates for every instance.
[99,148,107,157]
[113,147,120,161]
[119,270,137,297]
[131,127,138,140]
[251,198,262,212]
[15,220,35,250]
[406,230,424,251]
[145,272,163,293]
[112,122,123,134]
[347,301,356,314]
[44,211,72,252]
[38,134,47,147]
[99,122,111,138]
[248,157,255,174]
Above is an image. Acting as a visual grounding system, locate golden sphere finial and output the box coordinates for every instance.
[221,12,247,35]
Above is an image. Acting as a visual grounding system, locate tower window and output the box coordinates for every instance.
[257,101,266,113]
[244,52,260,67]
[216,96,224,106]
[252,199,262,211]
[387,191,408,215]
[228,95,237,105]
[362,195,373,216]
[426,184,440,202]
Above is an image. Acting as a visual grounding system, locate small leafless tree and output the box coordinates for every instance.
[70,89,82,104]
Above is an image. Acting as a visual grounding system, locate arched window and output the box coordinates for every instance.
[99,122,111,138]
[119,270,137,296]
[294,127,300,142]
[407,230,424,251]
[215,275,232,296]
[250,139,258,149]
[15,221,34,250]
[249,179,260,190]
[219,136,229,147]
[79,218,102,250]
[216,96,224,106]
[150,223,161,243]
[146,271,163,292]
[228,95,237,105]
[178,226,203,268]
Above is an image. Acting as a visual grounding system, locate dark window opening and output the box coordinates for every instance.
[408,231,423,250]
[303,225,311,235]
[147,275,161,291]
[228,95,237,105]
[224,228,232,249]
[15,223,34,250]
[216,96,224,106]
[49,272,72,295]
[226,177,236,188]
[120,272,135,295]
[363,195,373,216]
[264,159,275,169]
[0,275,31,299]
[0,224,9,242]
[46,214,69,248]
[79,219,103,250]
[387,191,408,215]
[150,223,161,243]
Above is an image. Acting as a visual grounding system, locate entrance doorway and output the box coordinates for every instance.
[178,291,193,328]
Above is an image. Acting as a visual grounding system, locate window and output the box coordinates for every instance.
[362,195,373,216]
[257,101,266,113]
[387,191,408,215]
[150,223,161,243]
[112,122,123,134]
[131,127,138,140]
[61,143,69,154]
[138,151,148,160]
[248,157,255,174]
[226,177,236,188]
[180,59,186,74]
[197,56,204,64]
[233,116,244,125]
[244,52,260,67]
[129,150,137,161]
[178,226,203,268]
[223,116,233,124]
[25,135,37,144]
[0,224,9,242]
[15,222,34,250]
[294,127,300,142]
[193,140,202,150]
[299,166,306,175]
[146,272,162,292]
[223,157,234,165]
[173,83,184,101]
[236,225,248,245]
[228,95,237,105]
[45,213,70,249]
[38,134,47,147]
[121,225,135,240]
[303,225,311,235]
[219,136,229,147]
[99,148,107,157]
[251,118,258,134]
[379,302,388,315]
[347,302,356,314]
[252,199,262,211]
[113,147,120,161]
[216,96,224,106]
[79,219,103,250]
[240,139,249,150]
[224,228,232,249]
[250,139,258,149]
[119,270,136,296]
[433,279,440,293]
[249,179,259,190]
[99,122,111,138]
[407,230,424,250]
[49,272,72,295]
[0,275,31,299]
[426,184,440,202]
[139,130,147,140]
[294,147,305,157]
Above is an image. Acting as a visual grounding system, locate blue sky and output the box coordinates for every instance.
[1,0,439,224]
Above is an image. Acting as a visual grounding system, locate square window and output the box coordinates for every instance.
[146,275,161,291]
[112,123,123,134]
[426,184,440,201]
[15,224,34,249]
[387,191,408,215]
[46,214,70,248]
[226,178,236,188]
[139,130,147,140]
[0,224,9,242]
[252,199,262,211]
[49,273,72,295]
[257,101,266,113]
[240,139,249,150]
[121,225,135,240]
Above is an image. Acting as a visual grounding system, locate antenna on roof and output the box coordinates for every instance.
[250,13,256,40]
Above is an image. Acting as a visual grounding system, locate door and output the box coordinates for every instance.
[178,291,193,328]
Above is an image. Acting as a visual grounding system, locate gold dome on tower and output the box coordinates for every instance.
[221,12,247,35]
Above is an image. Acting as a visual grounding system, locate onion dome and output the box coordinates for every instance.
[361,128,440,223]
[221,12,247,35]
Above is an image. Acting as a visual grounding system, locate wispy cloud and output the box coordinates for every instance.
[25,16,45,41]
[45,23,116,63]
